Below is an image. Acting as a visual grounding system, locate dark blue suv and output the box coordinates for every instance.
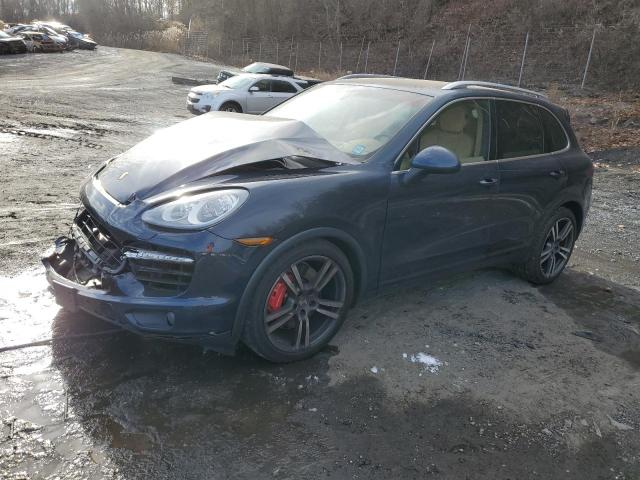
[44,77,593,362]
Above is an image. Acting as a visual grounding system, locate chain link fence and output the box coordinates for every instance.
[101,23,639,90]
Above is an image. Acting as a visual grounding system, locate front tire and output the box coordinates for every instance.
[219,102,242,113]
[242,240,354,363]
[517,207,577,285]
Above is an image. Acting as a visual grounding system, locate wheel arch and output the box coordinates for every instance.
[560,200,584,234]
[231,227,367,345]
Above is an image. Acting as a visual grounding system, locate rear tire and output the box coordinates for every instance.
[219,102,242,113]
[242,240,354,363]
[516,207,577,285]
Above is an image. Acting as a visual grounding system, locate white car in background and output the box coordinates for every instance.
[186,73,304,115]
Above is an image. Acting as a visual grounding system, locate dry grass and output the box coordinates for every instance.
[557,90,640,152]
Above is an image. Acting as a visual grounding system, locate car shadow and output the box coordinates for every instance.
[44,267,640,478]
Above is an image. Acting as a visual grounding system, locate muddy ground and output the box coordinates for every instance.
[0,48,639,479]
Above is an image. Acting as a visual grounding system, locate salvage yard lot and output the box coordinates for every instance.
[1,47,639,479]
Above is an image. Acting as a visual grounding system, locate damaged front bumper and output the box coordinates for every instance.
[42,236,238,354]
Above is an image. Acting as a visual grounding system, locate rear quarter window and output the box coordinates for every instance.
[539,108,569,152]
[495,100,569,159]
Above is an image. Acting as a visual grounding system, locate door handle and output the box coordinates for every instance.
[549,169,565,178]
[479,178,498,186]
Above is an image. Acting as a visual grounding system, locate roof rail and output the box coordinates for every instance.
[442,81,547,99]
[336,74,395,80]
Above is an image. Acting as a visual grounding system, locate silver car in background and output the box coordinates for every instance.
[186,73,304,115]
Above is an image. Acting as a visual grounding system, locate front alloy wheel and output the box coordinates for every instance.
[265,255,347,352]
[243,240,354,362]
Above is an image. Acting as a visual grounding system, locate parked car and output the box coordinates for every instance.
[43,78,592,362]
[217,61,322,88]
[187,73,303,114]
[5,24,31,35]
[32,24,72,49]
[217,62,294,83]
[0,30,27,54]
[8,23,70,50]
[18,30,63,52]
[35,21,97,49]
[65,30,98,50]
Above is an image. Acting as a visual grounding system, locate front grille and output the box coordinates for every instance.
[126,251,194,295]
[72,209,194,295]
[73,209,125,272]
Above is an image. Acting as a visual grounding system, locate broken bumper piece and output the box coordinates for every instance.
[41,237,236,354]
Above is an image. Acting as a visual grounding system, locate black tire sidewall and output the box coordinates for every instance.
[523,207,577,285]
[220,102,240,113]
[242,239,354,363]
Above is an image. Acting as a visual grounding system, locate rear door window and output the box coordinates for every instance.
[272,80,297,93]
[495,101,545,159]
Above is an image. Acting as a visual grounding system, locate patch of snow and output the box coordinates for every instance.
[406,352,443,373]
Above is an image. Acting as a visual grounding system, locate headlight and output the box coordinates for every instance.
[142,189,249,230]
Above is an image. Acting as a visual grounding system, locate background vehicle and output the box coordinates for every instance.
[65,30,98,49]
[217,61,322,88]
[187,73,303,114]
[35,21,97,49]
[3,20,97,51]
[0,30,27,54]
[18,31,63,52]
[45,78,592,363]
[31,24,72,49]
[216,62,294,83]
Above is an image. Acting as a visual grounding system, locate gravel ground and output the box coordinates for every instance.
[0,47,639,479]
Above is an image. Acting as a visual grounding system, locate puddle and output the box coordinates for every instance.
[0,268,59,347]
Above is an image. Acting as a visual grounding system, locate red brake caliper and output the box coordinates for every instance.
[267,279,288,313]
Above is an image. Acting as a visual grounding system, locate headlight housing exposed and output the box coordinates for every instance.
[142,189,249,230]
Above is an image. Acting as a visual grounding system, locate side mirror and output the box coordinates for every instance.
[411,146,461,174]
[249,86,259,93]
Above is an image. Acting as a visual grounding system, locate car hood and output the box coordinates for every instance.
[190,84,227,94]
[97,112,357,203]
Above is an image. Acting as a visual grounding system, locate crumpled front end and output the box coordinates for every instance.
[42,203,258,354]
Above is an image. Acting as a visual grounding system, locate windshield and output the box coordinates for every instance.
[220,76,254,90]
[265,84,431,159]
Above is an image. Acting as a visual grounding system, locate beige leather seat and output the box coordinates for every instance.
[399,103,480,170]
[419,104,474,160]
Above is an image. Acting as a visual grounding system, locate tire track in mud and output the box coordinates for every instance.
[0,126,104,149]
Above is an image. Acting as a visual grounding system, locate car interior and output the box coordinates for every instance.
[398,99,490,170]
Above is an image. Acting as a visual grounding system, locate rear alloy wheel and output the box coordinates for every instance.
[220,102,241,113]
[517,207,577,285]
[243,240,354,362]
[539,217,574,279]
